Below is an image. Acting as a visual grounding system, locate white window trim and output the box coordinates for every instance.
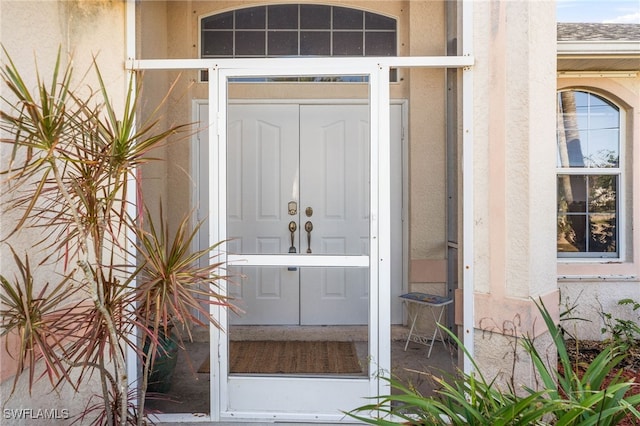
[556,90,626,262]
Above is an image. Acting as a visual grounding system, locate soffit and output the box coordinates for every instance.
[557,56,640,72]
[556,23,640,72]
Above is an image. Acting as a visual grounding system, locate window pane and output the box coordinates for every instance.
[590,94,616,108]
[557,173,618,256]
[365,32,396,56]
[588,175,616,213]
[557,130,586,167]
[236,7,265,29]
[365,12,395,30]
[300,4,330,29]
[268,31,298,56]
[557,214,587,252]
[202,6,397,61]
[557,175,587,213]
[557,91,620,169]
[268,4,298,29]
[333,7,363,29]
[236,31,265,55]
[301,31,330,55]
[202,11,233,29]
[202,31,233,56]
[589,104,619,129]
[334,32,363,55]
[585,129,619,167]
[589,213,616,252]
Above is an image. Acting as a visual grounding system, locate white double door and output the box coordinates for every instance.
[196,101,403,327]
[227,103,371,325]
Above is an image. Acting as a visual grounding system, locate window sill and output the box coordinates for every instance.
[557,257,622,264]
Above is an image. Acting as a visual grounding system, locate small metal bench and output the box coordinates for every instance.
[399,292,453,358]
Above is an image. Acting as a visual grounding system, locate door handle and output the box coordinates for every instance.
[288,221,297,253]
[304,221,313,253]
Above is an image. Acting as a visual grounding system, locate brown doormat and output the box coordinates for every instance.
[198,341,362,374]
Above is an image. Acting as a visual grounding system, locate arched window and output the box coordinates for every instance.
[201,4,397,58]
[557,90,622,258]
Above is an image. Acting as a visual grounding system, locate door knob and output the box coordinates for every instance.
[288,221,297,253]
[304,221,313,253]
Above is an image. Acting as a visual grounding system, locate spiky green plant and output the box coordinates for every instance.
[523,298,640,426]
[0,46,233,425]
[346,299,640,425]
[346,326,559,426]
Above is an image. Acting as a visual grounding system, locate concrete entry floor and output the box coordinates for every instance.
[144,325,458,417]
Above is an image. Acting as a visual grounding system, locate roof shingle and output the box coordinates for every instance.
[557,23,640,41]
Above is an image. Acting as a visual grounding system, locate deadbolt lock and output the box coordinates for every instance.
[305,206,313,217]
[288,201,298,215]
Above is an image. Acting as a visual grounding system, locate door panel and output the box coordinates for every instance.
[227,105,300,325]
[299,105,370,324]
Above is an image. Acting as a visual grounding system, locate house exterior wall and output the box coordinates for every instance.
[470,0,559,387]
[557,74,640,341]
[0,2,127,422]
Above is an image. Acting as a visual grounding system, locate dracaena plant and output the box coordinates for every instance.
[0,46,233,425]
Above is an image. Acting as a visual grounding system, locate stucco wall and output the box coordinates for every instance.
[0,1,126,423]
[474,328,556,395]
[470,0,558,383]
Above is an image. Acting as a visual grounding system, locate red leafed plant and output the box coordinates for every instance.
[0,46,235,425]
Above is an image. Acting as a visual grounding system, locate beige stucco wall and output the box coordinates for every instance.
[557,74,640,341]
[0,1,126,423]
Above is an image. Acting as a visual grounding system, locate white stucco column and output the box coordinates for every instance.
[471,0,558,389]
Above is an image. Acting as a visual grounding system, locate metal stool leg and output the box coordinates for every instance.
[427,305,447,358]
[404,303,418,351]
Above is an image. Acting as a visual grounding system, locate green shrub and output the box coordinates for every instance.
[524,298,640,426]
[346,298,640,425]
[600,298,640,351]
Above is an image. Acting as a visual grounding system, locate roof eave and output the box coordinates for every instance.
[557,40,640,57]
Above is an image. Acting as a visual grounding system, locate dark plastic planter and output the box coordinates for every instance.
[143,330,179,393]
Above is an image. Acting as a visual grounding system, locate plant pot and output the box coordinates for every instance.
[143,330,179,393]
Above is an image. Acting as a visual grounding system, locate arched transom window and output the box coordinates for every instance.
[201,4,397,58]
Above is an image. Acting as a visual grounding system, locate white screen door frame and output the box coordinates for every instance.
[208,64,390,422]
[130,51,475,426]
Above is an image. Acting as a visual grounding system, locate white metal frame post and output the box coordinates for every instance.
[461,0,475,374]
[372,63,391,399]
[209,65,223,422]
[124,0,140,403]
[211,65,382,422]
